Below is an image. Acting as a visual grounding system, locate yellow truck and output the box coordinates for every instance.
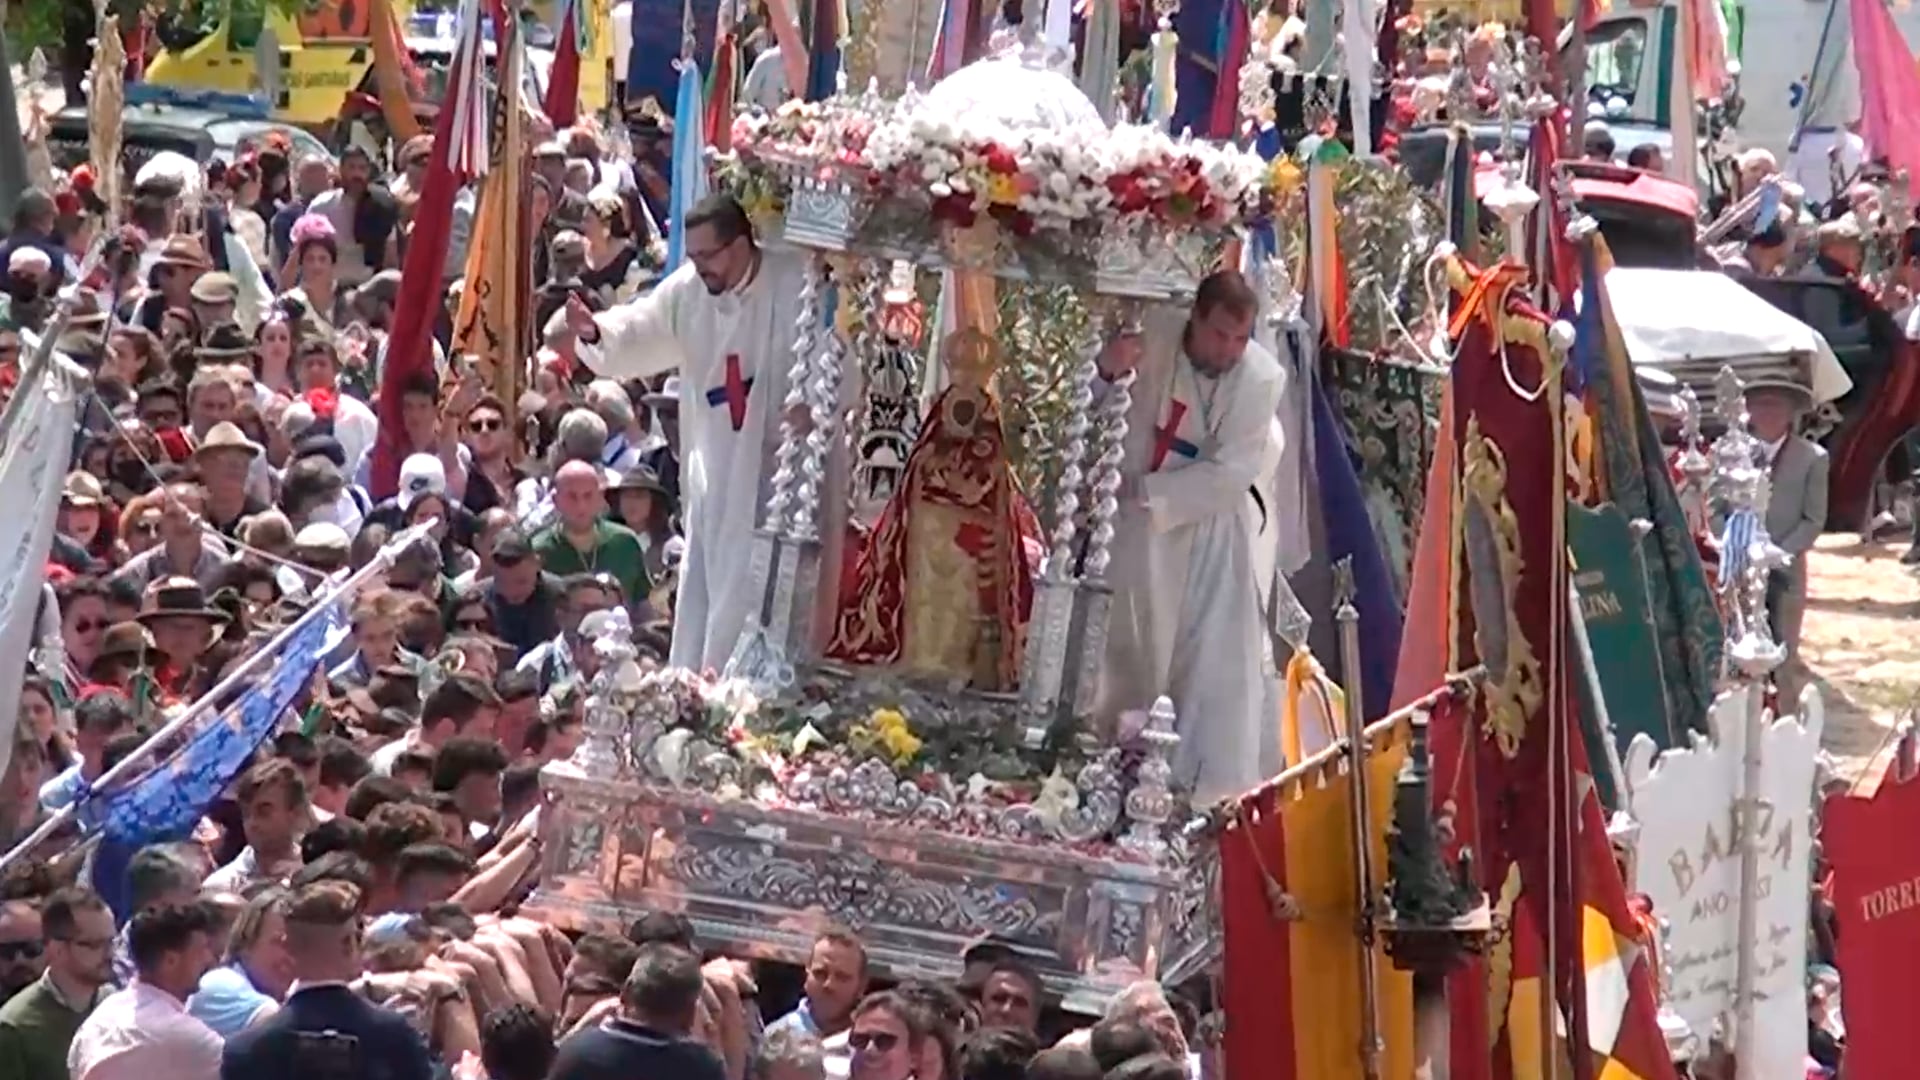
[143,0,616,131]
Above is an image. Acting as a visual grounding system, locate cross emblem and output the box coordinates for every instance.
[1150,400,1201,471]
[705,353,754,432]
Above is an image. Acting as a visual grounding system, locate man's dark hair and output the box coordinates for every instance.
[955,1027,1039,1080]
[431,736,509,793]
[1024,1046,1102,1080]
[1089,1019,1163,1071]
[573,932,642,982]
[559,572,621,607]
[395,843,476,887]
[100,732,146,773]
[852,990,932,1044]
[494,666,540,703]
[1192,269,1258,321]
[41,886,110,941]
[626,910,697,950]
[270,730,319,768]
[133,377,183,408]
[54,574,108,611]
[126,846,202,913]
[502,762,542,810]
[365,801,444,863]
[620,942,706,1024]
[480,1003,557,1080]
[12,188,55,231]
[235,757,307,810]
[422,672,499,732]
[399,370,440,404]
[1104,1054,1186,1080]
[73,691,134,737]
[1625,143,1658,169]
[126,900,217,973]
[290,850,374,897]
[684,192,752,245]
[301,816,369,863]
[419,901,479,941]
[343,774,412,820]
[318,736,372,791]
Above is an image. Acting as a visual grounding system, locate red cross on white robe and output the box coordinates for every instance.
[1150,400,1200,471]
[704,353,755,432]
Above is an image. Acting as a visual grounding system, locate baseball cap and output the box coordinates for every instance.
[397,453,448,511]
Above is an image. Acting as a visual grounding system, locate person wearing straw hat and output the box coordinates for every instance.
[1747,378,1827,702]
[189,272,240,330]
[195,421,270,539]
[609,463,677,588]
[138,576,231,702]
[135,235,212,337]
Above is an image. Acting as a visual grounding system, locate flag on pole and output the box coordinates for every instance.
[666,0,709,271]
[1220,718,1416,1079]
[1852,0,1920,197]
[546,0,586,127]
[0,354,80,777]
[370,0,492,499]
[80,602,346,845]
[706,6,738,151]
[453,9,530,411]
[1206,0,1249,140]
[926,0,973,81]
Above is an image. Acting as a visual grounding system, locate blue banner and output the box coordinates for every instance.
[81,605,345,846]
[625,0,721,115]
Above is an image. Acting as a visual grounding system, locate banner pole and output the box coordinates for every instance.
[1731,676,1765,1080]
[0,522,434,877]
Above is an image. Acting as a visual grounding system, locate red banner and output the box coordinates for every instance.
[1823,771,1920,1080]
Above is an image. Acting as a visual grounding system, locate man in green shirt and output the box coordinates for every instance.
[0,887,115,1080]
[533,460,651,611]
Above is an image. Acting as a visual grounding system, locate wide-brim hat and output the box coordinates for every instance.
[612,464,669,498]
[1743,377,1815,406]
[137,576,232,625]
[154,235,213,272]
[196,322,254,360]
[195,420,263,460]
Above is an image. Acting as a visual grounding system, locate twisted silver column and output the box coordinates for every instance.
[789,265,849,543]
[1045,346,1098,582]
[765,260,824,536]
[1080,362,1134,583]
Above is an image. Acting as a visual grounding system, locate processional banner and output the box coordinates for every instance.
[1220,715,1415,1079]
[0,355,79,777]
[1822,751,1920,1080]
[1396,256,1675,1080]
[1621,688,1823,1077]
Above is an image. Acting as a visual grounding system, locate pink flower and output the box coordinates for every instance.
[290,213,336,245]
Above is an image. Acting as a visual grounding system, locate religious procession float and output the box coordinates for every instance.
[516,0,1920,1073]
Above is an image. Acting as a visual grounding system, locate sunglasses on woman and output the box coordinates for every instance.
[848,1030,900,1053]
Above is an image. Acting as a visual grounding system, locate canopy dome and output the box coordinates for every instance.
[917,54,1104,133]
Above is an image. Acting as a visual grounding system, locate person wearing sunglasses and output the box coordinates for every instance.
[846,991,931,1080]
[0,886,116,1079]
[0,899,42,1003]
[460,398,523,517]
[547,942,725,1080]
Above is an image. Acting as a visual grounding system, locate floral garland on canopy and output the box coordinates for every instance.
[721,97,1277,244]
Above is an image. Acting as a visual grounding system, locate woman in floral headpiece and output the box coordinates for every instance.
[280,213,352,340]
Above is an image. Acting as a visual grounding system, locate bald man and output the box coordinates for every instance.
[530,460,651,612]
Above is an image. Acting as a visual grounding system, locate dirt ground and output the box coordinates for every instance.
[1801,533,1920,786]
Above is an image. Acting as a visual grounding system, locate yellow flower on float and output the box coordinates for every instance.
[866,707,922,765]
[986,172,1021,206]
[1268,157,1304,198]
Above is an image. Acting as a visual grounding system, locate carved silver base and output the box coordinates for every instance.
[527,765,1211,1015]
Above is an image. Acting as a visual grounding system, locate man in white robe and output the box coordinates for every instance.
[1094,271,1286,804]
[559,193,813,671]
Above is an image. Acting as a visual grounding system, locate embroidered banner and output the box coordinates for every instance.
[0,357,80,777]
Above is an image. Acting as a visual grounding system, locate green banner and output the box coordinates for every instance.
[1567,501,1682,803]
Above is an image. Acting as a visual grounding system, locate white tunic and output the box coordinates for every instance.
[571,253,814,670]
[1095,307,1287,804]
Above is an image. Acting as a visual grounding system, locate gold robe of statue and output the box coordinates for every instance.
[826,328,1039,690]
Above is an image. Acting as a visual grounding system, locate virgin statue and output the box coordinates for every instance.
[826,327,1040,691]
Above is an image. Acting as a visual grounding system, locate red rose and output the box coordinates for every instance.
[984,144,1020,175]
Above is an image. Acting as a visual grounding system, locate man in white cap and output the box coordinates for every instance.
[559,193,819,670]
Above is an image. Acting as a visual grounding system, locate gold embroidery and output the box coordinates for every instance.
[1460,417,1543,760]
[1486,862,1524,1052]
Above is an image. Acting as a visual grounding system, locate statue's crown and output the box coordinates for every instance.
[943,327,999,392]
